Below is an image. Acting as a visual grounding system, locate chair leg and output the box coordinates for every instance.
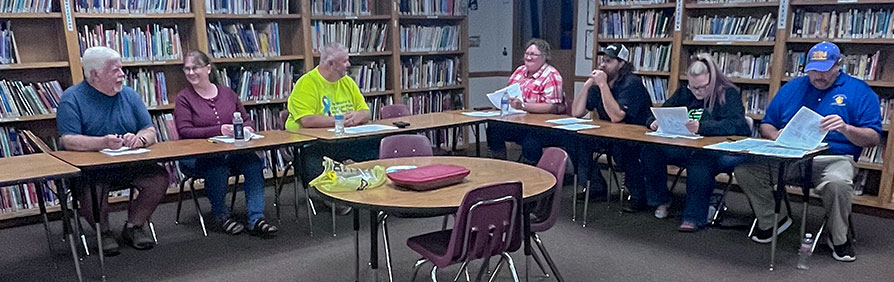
[175,178,187,225]
[747,218,758,238]
[848,214,856,243]
[582,180,591,228]
[487,256,505,282]
[188,179,208,237]
[811,221,826,253]
[382,215,394,282]
[534,233,564,281]
[148,221,158,243]
[709,173,735,226]
[529,242,549,277]
[275,162,292,222]
[304,184,316,236]
[453,260,470,282]
[571,174,578,222]
[431,265,440,282]
[411,258,428,282]
[230,175,241,210]
[441,215,450,230]
[669,168,685,193]
[71,199,90,257]
[502,252,521,282]
[474,256,492,282]
[331,204,337,237]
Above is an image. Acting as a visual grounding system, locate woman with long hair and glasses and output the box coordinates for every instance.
[173,50,278,237]
[640,53,750,231]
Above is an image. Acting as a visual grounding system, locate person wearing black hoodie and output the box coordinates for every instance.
[640,53,750,232]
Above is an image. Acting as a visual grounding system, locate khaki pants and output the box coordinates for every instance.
[734,155,856,245]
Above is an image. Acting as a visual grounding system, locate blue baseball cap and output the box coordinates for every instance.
[804,41,841,72]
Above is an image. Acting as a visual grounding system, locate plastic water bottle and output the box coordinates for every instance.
[233,112,246,146]
[500,91,510,117]
[334,114,345,137]
[797,233,814,270]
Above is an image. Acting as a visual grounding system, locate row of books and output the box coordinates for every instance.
[628,44,671,72]
[311,21,388,53]
[598,10,673,39]
[1,0,54,13]
[398,0,467,16]
[880,98,892,125]
[600,0,668,6]
[75,0,190,14]
[791,8,894,40]
[694,0,771,3]
[0,21,18,65]
[785,50,881,81]
[402,90,465,147]
[742,88,768,115]
[687,14,776,41]
[213,62,296,102]
[124,68,169,108]
[78,23,183,62]
[860,144,885,164]
[207,22,281,59]
[245,105,290,171]
[400,56,460,90]
[399,24,459,52]
[0,181,58,214]
[347,60,387,93]
[0,80,63,118]
[311,0,372,16]
[365,95,393,120]
[206,0,290,15]
[695,50,772,80]
[643,76,668,104]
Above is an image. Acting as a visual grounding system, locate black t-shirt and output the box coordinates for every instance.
[585,73,652,126]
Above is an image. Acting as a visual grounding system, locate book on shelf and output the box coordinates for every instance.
[311,0,372,16]
[399,0,467,16]
[207,21,281,59]
[742,88,768,115]
[399,24,459,52]
[693,0,772,3]
[625,44,671,72]
[691,50,772,79]
[881,98,892,125]
[213,62,295,102]
[791,8,894,40]
[151,113,178,142]
[642,76,668,104]
[75,0,190,14]
[77,23,183,62]
[311,21,387,53]
[0,21,20,65]
[348,59,386,93]
[598,9,673,39]
[859,144,886,164]
[0,80,63,118]
[206,0,289,15]
[124,68,168,108]
[0,127,60,215]
[401,56,461,89]
[401,90,465,147]
[687,13,776,41]
[365,95,393,120]
[601,0,668,6]
[1,0,55,13]
[785,50,882,81]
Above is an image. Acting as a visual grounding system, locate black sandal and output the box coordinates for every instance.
[249,219,278,237]
[222,218,245,235]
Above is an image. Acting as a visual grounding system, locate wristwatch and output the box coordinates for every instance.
[139,136,148,146]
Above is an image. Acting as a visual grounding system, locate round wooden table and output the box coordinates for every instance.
[314,156,557,282]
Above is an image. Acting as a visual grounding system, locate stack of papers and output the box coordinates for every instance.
[327,124,398,134]
[649,107,701,139]
[553,124,600,131]
[100,147,151,156]
[704,107,829,158]
[485,84,526,115]
[461,111,501,117]
[546,117,591,125]
[208,133,265,144]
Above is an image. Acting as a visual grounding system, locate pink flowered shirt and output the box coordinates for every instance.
[507,64,564,104]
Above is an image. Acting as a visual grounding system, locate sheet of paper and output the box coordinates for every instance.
[328,124,398,134]
[553,124,600,131]
[703,138,775,152]
[546,117,591,125]
[485,84,526,115]
[208,133,265,144]
[100,147,151,156]
[651,107,698,137]
[645,131,703,139]
[747,145,808,158]
[461,111,501,117]
[774,106,828,150]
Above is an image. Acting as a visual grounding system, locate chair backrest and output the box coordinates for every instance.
[531,147,568,232]
[378,134,433,159]
[380,104,411,119]
[745,116,755,135]
[443,182,523,265]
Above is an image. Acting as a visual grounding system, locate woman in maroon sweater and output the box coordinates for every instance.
[173,50,277,237]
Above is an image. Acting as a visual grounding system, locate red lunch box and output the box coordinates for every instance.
[386,164,471,191]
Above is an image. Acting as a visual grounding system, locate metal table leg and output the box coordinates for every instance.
[523,205,532,282]
[800,160,813,241]
[354,209,360,282]
[369,210,380,281]
[58,180,84,282]
[86,173,106,281]
[770,163,788,271]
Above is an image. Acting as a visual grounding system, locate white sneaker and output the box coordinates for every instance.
[654,203,670,219]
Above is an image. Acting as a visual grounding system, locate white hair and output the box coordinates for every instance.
[82,47,121,80]
[319,42,348,64]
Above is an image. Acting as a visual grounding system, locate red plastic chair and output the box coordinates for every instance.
[406,182,523,282]
[527,147,568,280]
[380,104,411,119]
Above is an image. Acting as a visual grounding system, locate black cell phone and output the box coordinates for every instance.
[393,121,411,128]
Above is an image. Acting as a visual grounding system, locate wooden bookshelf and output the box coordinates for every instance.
[0,12,62,18]
[211,55,305,63]
[399,50,465,56]
[310,15,390,20]
[73,13,196,19]
[598,38,674,43]
[681,40,776,46]
[685,1,780,9]
[362,90,395,97]
[204,13,301,19]
[0,61,69,70]
[790,0,894,5]
[0,114,57,124]
[599,3,677,10]
[787,38,894,45]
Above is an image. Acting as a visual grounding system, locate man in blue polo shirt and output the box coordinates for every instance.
[735,42,882,262]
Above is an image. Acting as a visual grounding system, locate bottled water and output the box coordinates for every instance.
[233,112,246,146]
[500,91,510,117]
[797,233,814,270]
[334,114,345,137]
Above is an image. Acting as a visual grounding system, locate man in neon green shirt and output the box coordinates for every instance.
[285,43,370,130]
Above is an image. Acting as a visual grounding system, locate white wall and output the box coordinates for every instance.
[575,0,594,77]
[468,0,514,72]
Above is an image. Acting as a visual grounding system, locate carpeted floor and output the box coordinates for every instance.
[2,168,894,282]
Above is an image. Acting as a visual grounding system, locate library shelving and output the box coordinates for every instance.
[0,0,470,223]
[590,0,894,210]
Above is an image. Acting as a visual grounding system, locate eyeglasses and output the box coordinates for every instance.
[524,52,542,58]
[182,65,208,73]
[687,83,710,93]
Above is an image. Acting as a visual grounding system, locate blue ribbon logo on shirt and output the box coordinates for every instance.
[322,96,332,116]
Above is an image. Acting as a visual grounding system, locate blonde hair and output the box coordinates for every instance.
[688,53,737,112]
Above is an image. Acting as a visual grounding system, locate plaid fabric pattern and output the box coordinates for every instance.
[508,64,564,104]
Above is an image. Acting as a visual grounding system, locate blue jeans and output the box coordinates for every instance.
[195,152,267,225]
[486,122,544,162]
[640,146,745,226]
